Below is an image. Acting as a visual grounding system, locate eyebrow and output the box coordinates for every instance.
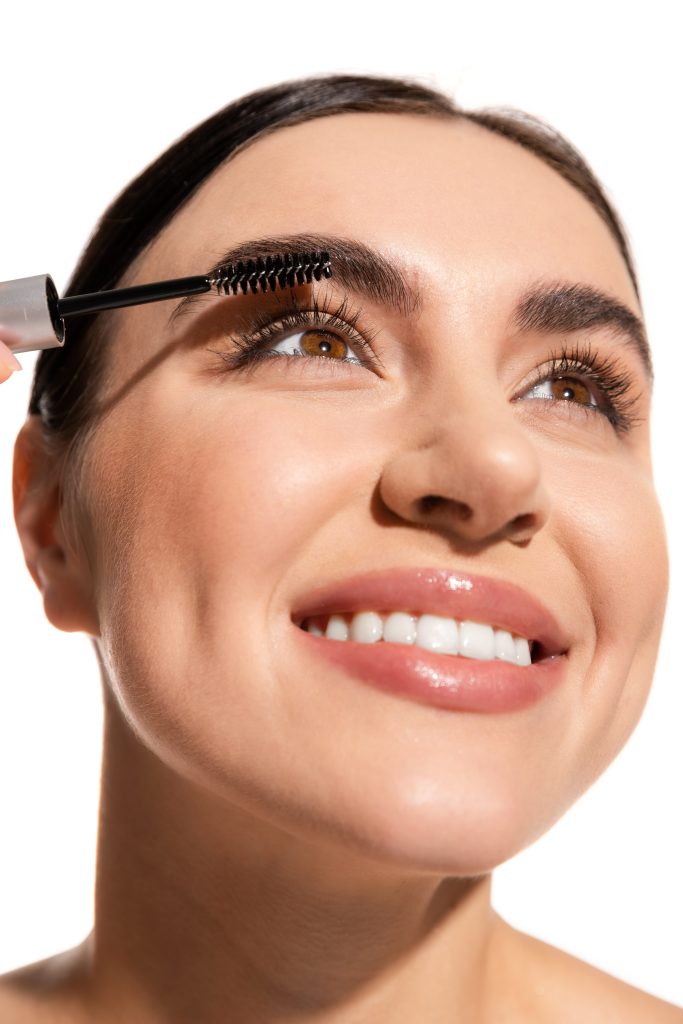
[512,279,653,384]
[169,231,422,322]
[169,231,653,384]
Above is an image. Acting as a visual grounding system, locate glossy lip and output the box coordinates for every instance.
[291,566,572,660]
[293,630,568,713]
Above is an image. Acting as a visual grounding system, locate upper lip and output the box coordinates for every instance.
[291,566,571,658]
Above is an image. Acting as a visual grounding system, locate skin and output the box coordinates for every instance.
[2,112,681,1022]
[0,339,21,381]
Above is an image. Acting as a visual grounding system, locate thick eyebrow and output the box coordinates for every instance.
[512,279,653,385]
[169,232,422,323]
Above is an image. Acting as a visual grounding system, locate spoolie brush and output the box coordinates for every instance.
[0,251,332,355]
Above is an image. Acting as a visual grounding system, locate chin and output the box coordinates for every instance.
[250,771,556,880]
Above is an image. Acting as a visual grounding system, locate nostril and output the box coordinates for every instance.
[420,495,443,513]
[419,495,473,521]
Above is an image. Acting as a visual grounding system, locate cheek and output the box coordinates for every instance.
[557,452,669,783]
[84,390,379,771]
[95,394,348,618]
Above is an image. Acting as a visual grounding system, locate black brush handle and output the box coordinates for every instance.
[56,252,332,317]
[57,276,212,317]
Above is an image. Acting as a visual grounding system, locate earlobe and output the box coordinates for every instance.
[12,416,100,636]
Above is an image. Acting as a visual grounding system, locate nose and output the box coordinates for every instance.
[377,399,551,547]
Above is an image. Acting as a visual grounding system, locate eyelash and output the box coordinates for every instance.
[210,296,645,436]
[523,341,645,436]
[219,293,380,372]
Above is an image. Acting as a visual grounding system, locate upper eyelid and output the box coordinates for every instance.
[236,293,383,349]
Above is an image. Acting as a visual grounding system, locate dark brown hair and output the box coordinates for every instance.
[29,72,641,458]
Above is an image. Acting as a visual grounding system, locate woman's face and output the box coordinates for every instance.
[69,112,668,873]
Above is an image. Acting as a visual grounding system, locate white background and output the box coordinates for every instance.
[1,0,681,1007]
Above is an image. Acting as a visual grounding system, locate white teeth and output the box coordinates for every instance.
[493,627,516,662]
[309,611,533,665]
[325,614,349,641]
[349,611,383,644]
[383,612,417,645]
[514,635,532,666]
[458,620,495,661]
[415,614,459,654]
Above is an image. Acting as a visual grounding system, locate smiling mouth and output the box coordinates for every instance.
[289,564,571,675]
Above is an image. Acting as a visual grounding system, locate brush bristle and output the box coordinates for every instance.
[213,251,332,296]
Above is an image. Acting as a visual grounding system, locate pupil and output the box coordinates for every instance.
[318,339,331,353]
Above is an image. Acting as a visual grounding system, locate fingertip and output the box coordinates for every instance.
[0,339,22,379]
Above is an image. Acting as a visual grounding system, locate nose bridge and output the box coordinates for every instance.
[402,292,511,449]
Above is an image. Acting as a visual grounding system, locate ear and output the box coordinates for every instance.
[13,416,100,636]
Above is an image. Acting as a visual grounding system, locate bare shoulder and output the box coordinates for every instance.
[503,921,683,1023]
[0,941,91,1023]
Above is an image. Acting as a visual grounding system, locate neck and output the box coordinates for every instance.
[76,689,518,1024]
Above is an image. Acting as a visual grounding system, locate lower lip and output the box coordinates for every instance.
[295,630,568,713]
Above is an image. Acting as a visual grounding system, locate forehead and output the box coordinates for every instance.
[143,111,637,310]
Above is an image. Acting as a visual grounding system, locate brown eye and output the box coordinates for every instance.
[226,299,380,373]
[525,373,599,413]
[549,376,593,406]
[299,330,349,360]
